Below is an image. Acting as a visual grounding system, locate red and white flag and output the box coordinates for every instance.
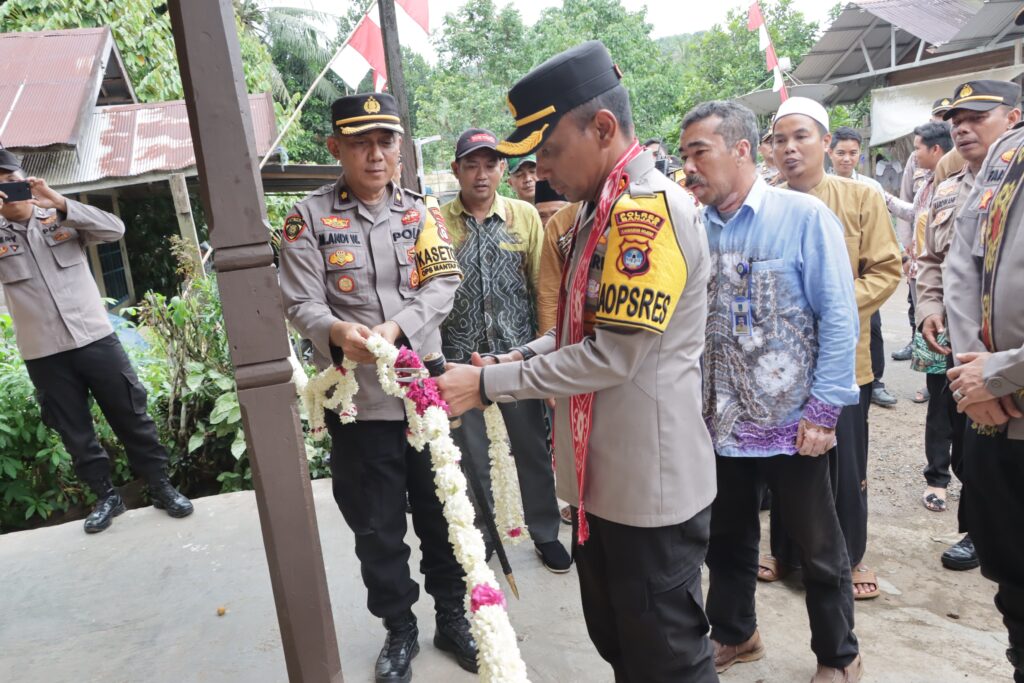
[330,0,430,92]
[748,1,788,101]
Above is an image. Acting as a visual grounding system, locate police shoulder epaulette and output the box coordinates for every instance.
[310,182,336,196]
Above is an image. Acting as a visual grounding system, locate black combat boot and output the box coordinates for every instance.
[434,601,478,673]
[148,477,194,518]
[83,480,126,534]
[375,611,419,683]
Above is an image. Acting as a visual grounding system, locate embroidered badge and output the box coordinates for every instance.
[429,207,451,243]
[980,188,995,210]
[616,240,652,278]
[337,275,355,293]
[935,180,958,198]
[363,96,381,114]
[0,246,7,256]
[402,209,420,225]
[53,230,72,242]
[406,246,416,265]
[321,216,350,230]
[328,249,355,268]
[1002,149,1015,163]
[959,83,973,98]
[339,190,349,201]
[409,268,420,288]
[284,214,306,242]
[39,214,58,225]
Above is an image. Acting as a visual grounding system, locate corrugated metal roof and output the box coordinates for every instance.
[791,0,1024,104]
[19,93,277,192]
[856,0,981,46]
[0,27,119,150]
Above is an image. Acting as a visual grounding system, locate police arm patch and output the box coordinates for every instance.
[594,192,686,333]
[414,196,462,284]
[283,214,306,242]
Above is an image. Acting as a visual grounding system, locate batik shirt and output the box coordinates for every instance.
[702,177,860,457]
[440,193,543,363]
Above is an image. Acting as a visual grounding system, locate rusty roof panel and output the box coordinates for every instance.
[19,93,278,191]
[0,27,115,150]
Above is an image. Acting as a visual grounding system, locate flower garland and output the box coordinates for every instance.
[299,335,530,682]
[483,405,527,545]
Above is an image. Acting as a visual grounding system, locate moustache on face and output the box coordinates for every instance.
[686,173,705,187]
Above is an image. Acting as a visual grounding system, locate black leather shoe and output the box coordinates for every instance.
[891,343,913,361]
[941,534,980,570]
[84,489,126,534]
[434,602,478,673]
[535,540,572,573]
[148,478,194,518]
[376,613,419,683]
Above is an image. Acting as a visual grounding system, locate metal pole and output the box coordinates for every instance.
[378,0,419,190]
[167,3,343,681]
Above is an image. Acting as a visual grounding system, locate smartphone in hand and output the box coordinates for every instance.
[0,181,32,202]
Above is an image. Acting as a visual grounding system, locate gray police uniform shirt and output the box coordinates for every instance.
[946,124,1024,440]
[915,165,974,325]
[279,175,461,421]
[0,200,124,360]
[481,151,717,528]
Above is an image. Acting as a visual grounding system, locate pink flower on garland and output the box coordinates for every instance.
[509,527,522,538]
[395,346,424,370]
[470,583,507,613]
[406,378,449,416]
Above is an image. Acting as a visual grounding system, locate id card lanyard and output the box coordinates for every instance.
[731,259,752,337]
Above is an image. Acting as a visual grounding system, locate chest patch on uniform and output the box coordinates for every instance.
[39,214,58,226]
[327,249,355,267]
[402,209,420,225]
[406,246,416,265]
[930,207,954,227]
[935,180,958,198]
[0,246,7,256]
[321,216,350,230]
[337,274,355,293]
[319,232,361,246]
[284,214,306,242]
[52,230,72,242]
[595,192,686,334]
[1002,149,1015,163]
[414,197,462,284]
[980,188,995,210]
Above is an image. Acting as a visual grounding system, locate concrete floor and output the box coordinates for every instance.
[0,283,1015,682]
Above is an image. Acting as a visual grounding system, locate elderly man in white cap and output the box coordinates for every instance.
[768,97,902,603]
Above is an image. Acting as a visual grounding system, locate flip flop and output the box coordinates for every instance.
[853,564,880,600]
[757,555,788,582]
[559,505,573,526]
[922,492,947,512]
[912,388,930,403]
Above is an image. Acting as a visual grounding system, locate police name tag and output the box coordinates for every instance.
[731,296,752,337]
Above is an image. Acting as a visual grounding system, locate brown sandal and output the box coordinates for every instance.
[853,564,880,600]
[757,555,788,582]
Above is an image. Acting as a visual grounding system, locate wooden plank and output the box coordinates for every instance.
[168,173,203,270]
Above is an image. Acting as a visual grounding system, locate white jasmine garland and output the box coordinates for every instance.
[483,405,527,544]
[299,334,530,682]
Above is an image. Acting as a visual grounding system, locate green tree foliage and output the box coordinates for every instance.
[674,0,820,123]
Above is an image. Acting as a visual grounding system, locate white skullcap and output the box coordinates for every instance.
[772,97,829,132]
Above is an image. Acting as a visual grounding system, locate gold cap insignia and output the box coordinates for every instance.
[942,98,950,106]
[364,96,382,114]
[959,84,973,98]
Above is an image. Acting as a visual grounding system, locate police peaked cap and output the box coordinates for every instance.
[331,92,404,136]
[943,80,1021,120]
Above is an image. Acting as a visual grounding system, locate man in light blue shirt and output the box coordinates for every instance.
[680,100,864,683]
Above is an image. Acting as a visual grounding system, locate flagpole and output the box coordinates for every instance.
[259,3,374,169]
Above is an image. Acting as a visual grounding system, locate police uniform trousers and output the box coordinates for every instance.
[324,413,465,619]
[571,505,718,683]
[24,333,168,490]
[961,426,1024,682]
[770,384,871,569]
[452,400,561,544]
[708,454,859,670]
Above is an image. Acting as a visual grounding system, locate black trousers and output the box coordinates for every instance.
[961,427,1024,682]
[452,400,561,544]
[572,506,718,683]
[24,334,168,491]
[708,454,858,669]
[771,384,871,569]
[870,311,885,387]
[907,278,917,340]
[325,414,465,620]
[923,371,966,489]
